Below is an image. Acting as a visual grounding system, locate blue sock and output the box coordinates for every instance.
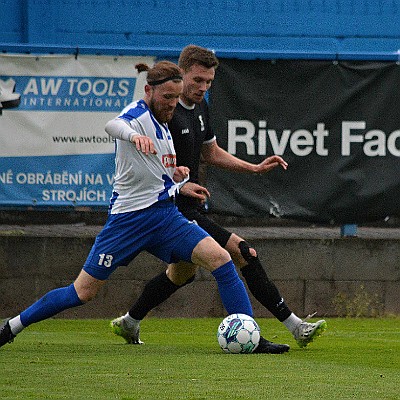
[20,284,83,327]
[212,260,253,317]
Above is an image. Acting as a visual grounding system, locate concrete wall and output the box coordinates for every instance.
[1,225,399,319]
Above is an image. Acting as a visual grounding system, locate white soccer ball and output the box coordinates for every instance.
[217,313,260,354]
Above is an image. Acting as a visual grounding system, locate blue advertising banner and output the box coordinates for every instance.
[0,54,154,207]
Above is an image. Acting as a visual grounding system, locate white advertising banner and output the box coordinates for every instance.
[0,54,154,207]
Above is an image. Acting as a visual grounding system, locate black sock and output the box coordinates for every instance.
[128,271,190,320]
[241,258,292,322]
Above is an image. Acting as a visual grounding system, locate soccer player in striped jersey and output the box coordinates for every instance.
[0,61,270,350]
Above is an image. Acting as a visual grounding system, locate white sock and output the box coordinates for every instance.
[283,313,303,334]
[8,315,25,335]
[123,312,140,329]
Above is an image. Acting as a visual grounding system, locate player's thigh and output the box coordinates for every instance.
[190,213,254,267]
[166,261,197,286]
[150,208,209,264]
[182,208,232,248]
[191,236,231,271]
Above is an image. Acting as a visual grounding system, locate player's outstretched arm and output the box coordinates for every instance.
[201,141,288,174]
[105,118,157,155]
[255,155,288,173]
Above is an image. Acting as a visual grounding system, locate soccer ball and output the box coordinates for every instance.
[217,313,260,354]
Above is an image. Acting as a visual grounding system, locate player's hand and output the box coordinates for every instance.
[131,135,157,155]
[173,166,190,183]
[180,182,210,203]
[255,155,288,173]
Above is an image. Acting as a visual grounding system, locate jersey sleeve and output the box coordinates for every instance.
[203,101,216,143]
[105,117,140,142]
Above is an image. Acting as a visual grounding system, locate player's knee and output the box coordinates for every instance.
[213,247,232,267]
[76,291,95,303]
[182,274,195,286]
[192,237,231,270]
[74,285,99,303]
[168,272,196,287]
[203,249,231,271]
[166,265,197,286]
[238,241,257,262]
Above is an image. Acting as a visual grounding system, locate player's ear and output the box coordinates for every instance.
[144,84,153,96]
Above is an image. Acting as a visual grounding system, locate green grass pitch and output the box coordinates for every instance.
[0,317,399,399]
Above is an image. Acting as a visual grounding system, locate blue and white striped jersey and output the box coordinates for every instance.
[105,99,182,214]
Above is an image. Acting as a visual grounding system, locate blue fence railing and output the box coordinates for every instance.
[2,43,400,61]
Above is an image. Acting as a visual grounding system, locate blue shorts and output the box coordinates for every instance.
[83,200,209,280]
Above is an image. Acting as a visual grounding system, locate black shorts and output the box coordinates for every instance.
[179,206,232,249]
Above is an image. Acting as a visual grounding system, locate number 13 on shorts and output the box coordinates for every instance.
[98,253,114,268]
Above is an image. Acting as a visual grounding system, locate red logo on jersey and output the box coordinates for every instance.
[162,154,176,168]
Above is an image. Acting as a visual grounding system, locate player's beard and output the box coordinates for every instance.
[149,98,174,123]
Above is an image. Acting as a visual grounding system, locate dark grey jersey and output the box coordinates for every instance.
[169,99,215,184]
